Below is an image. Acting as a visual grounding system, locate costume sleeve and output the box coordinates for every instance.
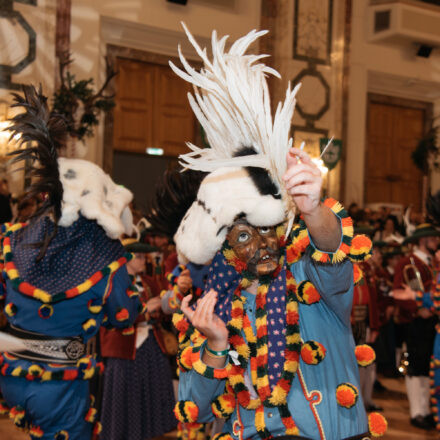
[177,343,228,423]
[102,265,143,329]
[294,257,354,327]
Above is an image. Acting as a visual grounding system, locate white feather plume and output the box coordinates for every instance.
[169,22,300,195]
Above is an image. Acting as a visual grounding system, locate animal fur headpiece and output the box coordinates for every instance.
[8,86,133,253]
[169,24,300,264]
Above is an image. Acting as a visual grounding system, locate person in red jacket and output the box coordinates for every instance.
[352,245,381,412]
[392,224,440,430]
[99,239,177,440]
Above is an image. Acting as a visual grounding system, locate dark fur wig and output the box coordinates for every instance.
[146,169,205,239]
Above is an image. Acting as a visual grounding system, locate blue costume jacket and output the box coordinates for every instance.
[176,216,371,440]
[0,217,142,440]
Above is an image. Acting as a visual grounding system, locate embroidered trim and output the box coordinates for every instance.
[0,353,104,381]
[2,231,131,303]
[297,367,325,440]
[307,198,353,264]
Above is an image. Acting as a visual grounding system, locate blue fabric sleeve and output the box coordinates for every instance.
[178,345,227,422]
[102,266,142,328]
[292,256,354,327]
[422,292,433,309]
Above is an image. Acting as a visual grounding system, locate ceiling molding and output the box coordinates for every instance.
[100,16,211,61]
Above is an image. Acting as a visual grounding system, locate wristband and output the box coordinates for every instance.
[206,344,229,357]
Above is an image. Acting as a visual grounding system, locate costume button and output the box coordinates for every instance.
[267,412,273,418]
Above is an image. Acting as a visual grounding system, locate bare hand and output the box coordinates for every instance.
[391,285,416,301]
[181,289,229,351]
[283,148,322,215]
[418,308,433,319]
[145,296,162,314]
[177,269,192,295]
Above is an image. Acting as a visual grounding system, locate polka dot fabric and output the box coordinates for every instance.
[11,216,124,295]
[207,250,287,387]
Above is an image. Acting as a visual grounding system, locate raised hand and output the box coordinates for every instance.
[283,147,322,216]
[181,289,229,351]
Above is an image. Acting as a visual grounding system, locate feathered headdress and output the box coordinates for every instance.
[6,85,134,256]
[170,25,300,264]
[169,23,300,205]
[146,169,205,239]
[8,85,66,225]
[7,85,67,260]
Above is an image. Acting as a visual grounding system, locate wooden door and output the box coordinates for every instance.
[365,97,427,210]
[113,58,154,153]
[113,58,195,156]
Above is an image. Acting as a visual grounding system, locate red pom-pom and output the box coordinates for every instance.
[355,345,376,367]
[369,412,387,437]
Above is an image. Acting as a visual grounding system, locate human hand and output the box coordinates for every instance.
[177,269,192,294]
[180,289,229,351]
[145,296,162,314]
[391,285,416,301]
[283,147,322,216]
[418,307,433,319]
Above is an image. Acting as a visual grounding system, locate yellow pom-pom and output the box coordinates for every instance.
[355,345,376,367]
[368,412,388,437]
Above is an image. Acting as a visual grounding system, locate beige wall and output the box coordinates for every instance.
[346,0,440,206]
[69,0,262,165]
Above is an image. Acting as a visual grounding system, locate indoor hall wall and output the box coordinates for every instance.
[260,0,348,201]
[346,0,440,206]
[69,0,262,166]
[0,0,56,195]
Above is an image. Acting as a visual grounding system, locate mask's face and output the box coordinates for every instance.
[227,220,280,276]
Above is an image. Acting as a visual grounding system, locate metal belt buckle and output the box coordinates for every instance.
[64,338,86,360]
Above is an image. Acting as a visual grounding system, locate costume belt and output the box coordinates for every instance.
[276,433,370,440]
[7,325,86,364]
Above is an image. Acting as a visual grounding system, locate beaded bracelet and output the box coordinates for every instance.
[205,345,229,357]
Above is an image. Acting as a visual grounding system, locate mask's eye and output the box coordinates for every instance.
[259,227,271,235]
[238,232,250,243]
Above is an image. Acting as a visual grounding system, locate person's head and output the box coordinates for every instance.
[151,233,169,252]
[418,236,439,255]
[371,247,383,266]
[127,252,146,275]
[226,218,280,277]
[384,216,397,233]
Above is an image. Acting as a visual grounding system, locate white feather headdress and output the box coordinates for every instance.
[169,23,300,199]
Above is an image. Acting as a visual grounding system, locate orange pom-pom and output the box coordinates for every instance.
[368,412,387,437]
[300,341,326,365]
[336,383,358,408]
[179,346,194,371]
[174,400,199,423]
[355,345,376,367]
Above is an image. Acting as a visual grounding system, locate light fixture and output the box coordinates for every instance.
[146,147,164,156]
[0,119,20,157]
